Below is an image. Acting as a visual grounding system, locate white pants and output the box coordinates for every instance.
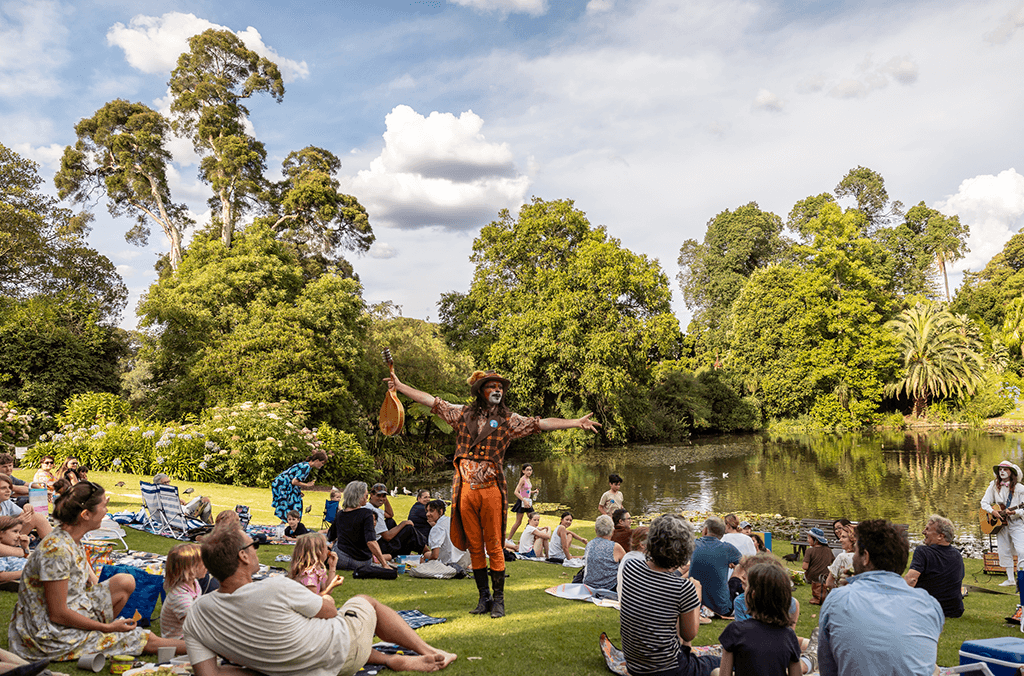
[997,521,1024,570]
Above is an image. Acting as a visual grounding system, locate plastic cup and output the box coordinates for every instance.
[76,652,105,672]
[157,646,176,663]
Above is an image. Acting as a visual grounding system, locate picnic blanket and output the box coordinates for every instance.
[352,614,447,674]
[600,633,723,676]
[545,583,618,605]
[396,610,446,629]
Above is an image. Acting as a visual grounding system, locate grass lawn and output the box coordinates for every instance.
[4,468,1024,674]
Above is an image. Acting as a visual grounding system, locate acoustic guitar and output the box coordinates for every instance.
[980,503,1010,535]
[379,348,405,436]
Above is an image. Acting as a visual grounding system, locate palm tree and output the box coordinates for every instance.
[887,302,985,418]
[1003,296,1024,359]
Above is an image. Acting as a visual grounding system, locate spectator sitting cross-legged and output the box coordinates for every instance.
[583,515,625,592]
[365,484,423,557]
[407,490,432,543]
[422,500,470,569]
[330,482,390,571]
[689,515,741,619]
[182,522,457,676]
[903,514,964,618]
[619,514,719,676]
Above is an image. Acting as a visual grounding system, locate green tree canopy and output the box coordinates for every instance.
[135,223,369,426]
[54,99,192,270]
[0,143,126,321]
[886,302,985,417]
[677,202,789,362]
[439,198,681,443]
[169,29,284,247]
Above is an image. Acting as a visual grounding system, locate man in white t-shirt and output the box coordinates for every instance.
[423,500,470,569]
[183,524,457,676]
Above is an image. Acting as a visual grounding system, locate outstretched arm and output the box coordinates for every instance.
[385,372,436,408]
[538,413,601,433]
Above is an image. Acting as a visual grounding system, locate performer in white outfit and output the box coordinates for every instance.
[981,461,1024,600]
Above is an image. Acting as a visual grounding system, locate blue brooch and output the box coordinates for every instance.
[489,419,498,428]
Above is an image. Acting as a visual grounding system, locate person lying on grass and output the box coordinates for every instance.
[182,523,457,676]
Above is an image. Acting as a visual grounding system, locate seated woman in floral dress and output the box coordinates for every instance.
[7,481,185,662]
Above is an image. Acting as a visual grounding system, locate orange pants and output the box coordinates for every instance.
[459,484,505,572]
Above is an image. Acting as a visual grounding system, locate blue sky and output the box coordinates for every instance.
[5,0,1024,329]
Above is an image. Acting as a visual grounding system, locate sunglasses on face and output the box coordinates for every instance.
[239,541,260,552]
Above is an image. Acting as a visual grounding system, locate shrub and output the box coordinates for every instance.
[316,423,379,486]
[0,401,33,450]
[152,426,220,482]
[25,421,162,475]
[59,392,132,428]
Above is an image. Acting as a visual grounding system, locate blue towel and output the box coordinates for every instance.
[397,610,447,629]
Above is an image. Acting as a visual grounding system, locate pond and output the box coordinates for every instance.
[417,429,1024,537]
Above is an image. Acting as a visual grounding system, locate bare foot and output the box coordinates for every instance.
[387,653,456,672]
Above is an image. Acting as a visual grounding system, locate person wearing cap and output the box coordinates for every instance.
[981,460,1024,616]
[803,527,835,605]
[366,484,423,556]
[384,368,601,618]
[153,473,213,525]
[270,452,328,523]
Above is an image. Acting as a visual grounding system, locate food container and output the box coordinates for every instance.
[109,654,135,674]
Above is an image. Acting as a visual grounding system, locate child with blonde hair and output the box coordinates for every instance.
[160,543,205,640]
[290,532,343,597]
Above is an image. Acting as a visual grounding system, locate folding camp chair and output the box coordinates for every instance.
[85,516,129,550]
[139,481,206,539]
[322,499,339,529]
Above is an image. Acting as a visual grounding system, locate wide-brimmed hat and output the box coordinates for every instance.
[994,461,1022,479]
[806,527,828,545]
[468,370,511,397]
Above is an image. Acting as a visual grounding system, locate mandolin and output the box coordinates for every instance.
[379,348,405,436]
[980,503,1010,535]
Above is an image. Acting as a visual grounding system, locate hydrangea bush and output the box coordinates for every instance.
[0,401,33,450]
[24,398,376,489]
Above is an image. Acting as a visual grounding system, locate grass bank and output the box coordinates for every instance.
[3,468,1022,674]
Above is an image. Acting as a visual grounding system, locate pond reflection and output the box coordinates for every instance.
[420,430,1024,535]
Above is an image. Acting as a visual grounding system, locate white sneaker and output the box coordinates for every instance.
[505,539,516,548]
[1000,579,1017,586]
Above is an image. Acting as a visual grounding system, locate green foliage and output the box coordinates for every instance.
[647,367,762,439]
[439,198,682,444]
[0,295,130,413]
[0,143,126,320]
[731,203,900,427]
[886,302,985,417]
[59,392,132,428]
[0,401,33,449]
[315,423,378,486]
[136,225,369,427]
[953,233,1024,329]
[959,371,1022,420]
[25,421,164,476]
[169,28,285,246]
[54,99,191,270]
[677,202,789,364]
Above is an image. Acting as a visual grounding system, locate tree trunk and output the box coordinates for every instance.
[913,395,927,419]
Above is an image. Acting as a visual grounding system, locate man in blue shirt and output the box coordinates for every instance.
[819,519,944,676]
[688,515,741,617]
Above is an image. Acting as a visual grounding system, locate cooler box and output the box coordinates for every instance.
[960,637,1024,675]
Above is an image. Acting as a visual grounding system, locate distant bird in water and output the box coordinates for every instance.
[669,465,676,471]
[722,472,729,478]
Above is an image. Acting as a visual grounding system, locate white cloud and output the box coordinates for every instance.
[586,0,614,13]
[10,142,64,171]
[985,4,1024,44]
[881,56,919,84]
[107,12,309,82]
[369,242,398,259]
[752,88,783,112]
[388,74,416,90]
[115,265,136,279]
[0,0,69,96]
[821,54,918,99]
[934,169,1024,274]
[448,0,548,17]
[342,105,530,231]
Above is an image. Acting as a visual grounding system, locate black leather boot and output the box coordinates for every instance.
[490,568,505,618]
[469,568,491,614]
